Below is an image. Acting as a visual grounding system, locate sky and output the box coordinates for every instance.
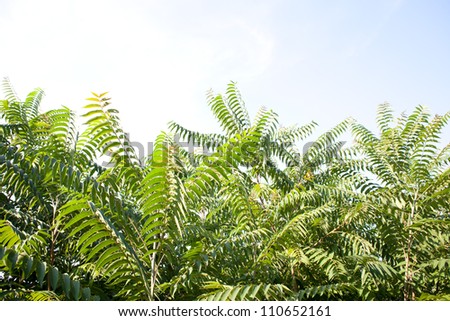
[1,0,449,152]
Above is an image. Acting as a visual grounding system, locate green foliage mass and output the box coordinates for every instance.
[1,79,449,300]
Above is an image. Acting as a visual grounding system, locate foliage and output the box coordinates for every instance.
[1,78,449,300]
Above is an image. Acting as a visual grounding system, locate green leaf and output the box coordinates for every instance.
[23,256,34,278]
[82,287,91,301]
[62,273,71,299]
[4,249,18,271]
[49,266,59,291]
[71,280,81,301]
[36,261,47,287]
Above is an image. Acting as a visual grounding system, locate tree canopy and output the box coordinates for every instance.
[1,79,449,300]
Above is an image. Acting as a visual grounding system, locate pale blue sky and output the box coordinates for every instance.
[1,0,449,147]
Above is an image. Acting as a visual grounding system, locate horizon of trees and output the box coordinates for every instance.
[1,78,449,301]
